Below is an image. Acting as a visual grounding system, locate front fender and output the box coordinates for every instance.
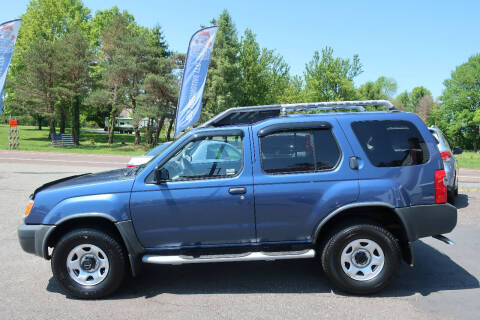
[42,193,131,225]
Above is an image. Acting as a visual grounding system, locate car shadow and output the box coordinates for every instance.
[46,241,478,299]
[454,193,469,209]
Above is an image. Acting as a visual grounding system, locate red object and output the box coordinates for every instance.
[126,164,137,168]
[9,120,17,126]
[440,151,452,161]
[305,134,312,151]
[434,169,447,204]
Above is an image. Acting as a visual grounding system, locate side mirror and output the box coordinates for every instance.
[453,148,463,155]
[155,167,170,183]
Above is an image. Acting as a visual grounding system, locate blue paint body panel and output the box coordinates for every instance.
[251,118,359,242]
[23,111,445,253]
[26,169,135,224]
[130,127,255,248]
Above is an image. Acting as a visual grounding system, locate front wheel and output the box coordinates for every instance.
[51,228,127,299]
[321,224,401,294]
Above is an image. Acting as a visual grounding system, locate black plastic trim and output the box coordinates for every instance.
[257,121,331,137]
[191,129,244,139]
[17,224,55,258]
[395,203,457,241]
[115,220,145,277]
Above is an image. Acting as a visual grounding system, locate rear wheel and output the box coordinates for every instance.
[321,223,401,294]
[51,228,127,299]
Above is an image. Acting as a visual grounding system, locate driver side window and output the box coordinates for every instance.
[160,135,243,181]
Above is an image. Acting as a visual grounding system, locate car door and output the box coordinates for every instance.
[251,119,359,243]
[130,128,255,249]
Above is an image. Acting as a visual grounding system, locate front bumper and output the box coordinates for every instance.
[396,203,457,242]
[17,224,55,259]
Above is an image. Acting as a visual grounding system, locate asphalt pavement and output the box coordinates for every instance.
[1,152,479,319]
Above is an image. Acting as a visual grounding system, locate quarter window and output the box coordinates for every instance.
[260,129,340,174]
[352,120,429,167]
[160,135,243,181]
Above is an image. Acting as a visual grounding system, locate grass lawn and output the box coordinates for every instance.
[0,124,164,155]
[456,151,480,169]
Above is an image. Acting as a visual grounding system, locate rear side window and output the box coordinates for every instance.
[260,129,340,174]
[352,120,429,167]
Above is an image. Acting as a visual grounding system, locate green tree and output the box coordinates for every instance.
[87,16,131,144]
[56,28,91,145]
[394,91,410,111]
[358,76,397,100]
[410,86,432,113]
[5,0,90,130]
[439,54,480,150]
[304,47,362,102]
[89,6,134,48]
[13,39,60,136]
[136,29,177,146]
[278,75,306,104]
[238,29,289,106]
[203,10,241,120]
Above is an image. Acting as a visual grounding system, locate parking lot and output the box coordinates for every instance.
[1,153,479,319]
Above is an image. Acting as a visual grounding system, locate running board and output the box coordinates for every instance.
[432,234,455,245]
[142,249,316,265]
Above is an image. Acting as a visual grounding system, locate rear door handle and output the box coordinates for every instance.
[229,187,246,194]
[349,156,359,170]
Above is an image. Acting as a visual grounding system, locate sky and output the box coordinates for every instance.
[2,0,480,99]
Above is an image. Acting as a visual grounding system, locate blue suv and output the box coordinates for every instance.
[18,100,457,298]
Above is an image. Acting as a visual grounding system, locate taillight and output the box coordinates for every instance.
[126,164,137,168]
[440,151,451,161]
[435,169,447,204]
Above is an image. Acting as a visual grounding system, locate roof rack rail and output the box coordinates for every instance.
[201,100,397,127]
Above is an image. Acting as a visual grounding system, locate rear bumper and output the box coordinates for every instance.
[17,224,55,259]
[396,203,457,242]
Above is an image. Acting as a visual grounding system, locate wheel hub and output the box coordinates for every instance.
[80,254,98,272]
[352,249,371,267]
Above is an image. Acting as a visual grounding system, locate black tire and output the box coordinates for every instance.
[321,223,401,295]
[51,228,127,299]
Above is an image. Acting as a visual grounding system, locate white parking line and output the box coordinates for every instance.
[0,157,125,165]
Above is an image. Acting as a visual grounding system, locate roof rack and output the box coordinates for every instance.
[201,100,397,127]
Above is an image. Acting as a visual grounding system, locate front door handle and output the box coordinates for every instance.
[229,187,246,195]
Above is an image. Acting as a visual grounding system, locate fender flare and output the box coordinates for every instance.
[312,201,414,265]
[43,214,145,276]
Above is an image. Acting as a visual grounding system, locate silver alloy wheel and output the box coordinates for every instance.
[340,238,385,281]
[66,244,110,286]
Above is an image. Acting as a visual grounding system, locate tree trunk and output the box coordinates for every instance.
[131,95,141,145]
[145,119,151,145]
[166,118,174,141]
[72,96,80,146]
[108,110,116,144]
[154,115,166,146]
[49,118,56,138]
[60,106,66,134]
[48,101,56,139]
[36,115,42,130]
[134,126,141,145]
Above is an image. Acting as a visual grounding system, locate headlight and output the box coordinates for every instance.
[24,200,34,216]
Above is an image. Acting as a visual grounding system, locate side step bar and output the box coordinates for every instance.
[142,249,316,265]
[432,234,455,245]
